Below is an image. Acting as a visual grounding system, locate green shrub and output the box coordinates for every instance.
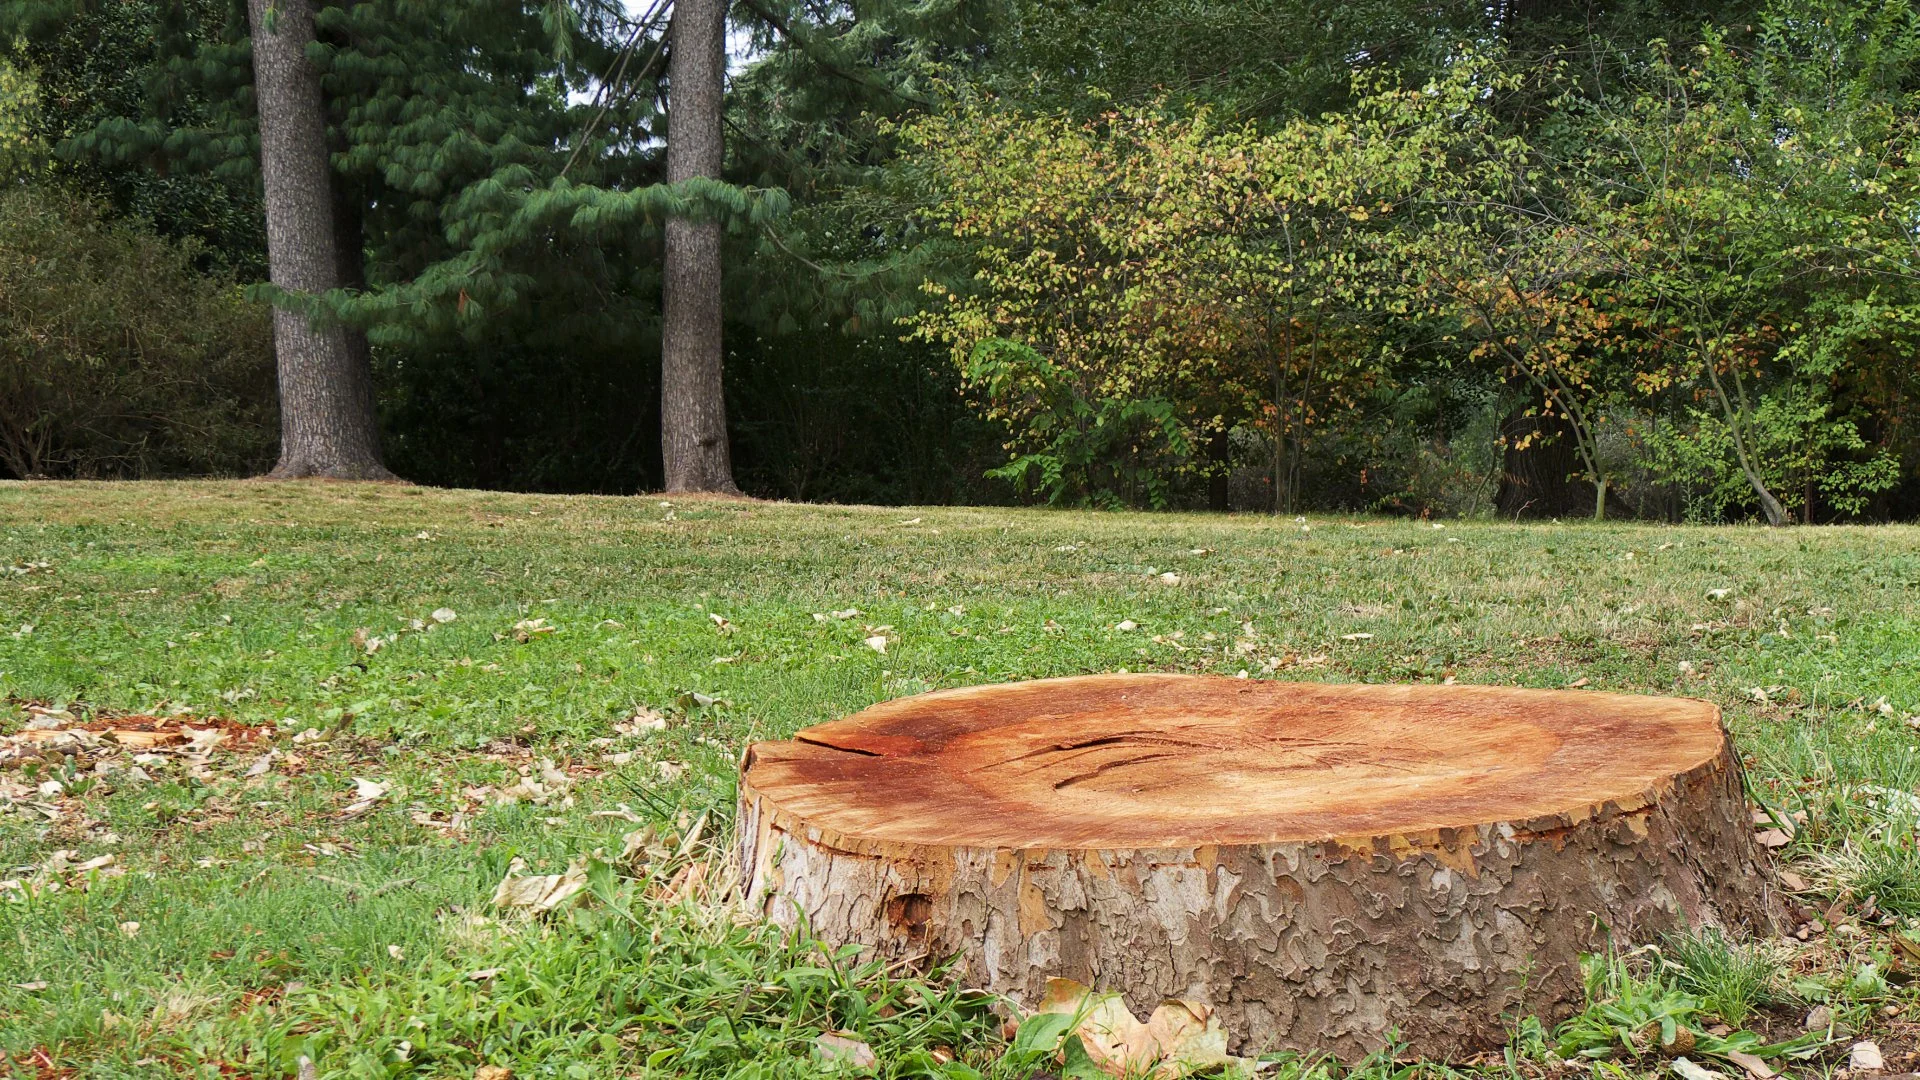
[0,185,275,478]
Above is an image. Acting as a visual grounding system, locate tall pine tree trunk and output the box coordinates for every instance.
[247,0,392,480]
[660,0,740,494]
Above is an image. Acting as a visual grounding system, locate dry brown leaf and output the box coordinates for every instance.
[1723,1049,1775,1079]
[510,618,555,643]
[184,727,226,752]
[1035,978,1243,1079]
[1850,1041,1886,1072]
[490,856,588,913]
[813,1032,878,1071]
[342,777,391,817]
[658,861,709,904]
[616,710,668,737]
[1670,1057,1727,1080]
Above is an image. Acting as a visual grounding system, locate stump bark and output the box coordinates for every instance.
[739,675,1777,1061]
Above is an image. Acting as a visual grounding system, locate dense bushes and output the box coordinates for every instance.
[0,186,275,479]
[899,7,1920,520]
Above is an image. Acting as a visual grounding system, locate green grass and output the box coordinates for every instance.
[1,481,1918,1079]
[1661,928,1788,1026]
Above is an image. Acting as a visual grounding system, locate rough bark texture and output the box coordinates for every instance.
[247,0,392,481]
[1494,390,1590,520]
[740,676,1778,1062]
[660,0,740,494]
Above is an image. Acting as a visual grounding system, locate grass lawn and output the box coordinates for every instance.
[2,480,1918,1080]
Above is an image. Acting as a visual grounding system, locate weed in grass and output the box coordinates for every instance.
[1553,950,1820,1067]
[1836,841,1920,917]
[1661,928,1788,1026]
[1555,950,1704,1060]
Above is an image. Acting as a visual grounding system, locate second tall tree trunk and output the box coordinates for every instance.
[660,0,741,494]
[247,0,393,480]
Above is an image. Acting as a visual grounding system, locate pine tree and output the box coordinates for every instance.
[661,0,740,493]
[247,0,392,479]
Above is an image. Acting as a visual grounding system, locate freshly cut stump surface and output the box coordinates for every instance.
[739,675,1776,1060]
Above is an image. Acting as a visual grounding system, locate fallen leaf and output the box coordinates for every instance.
[1671,1057,1728,1080]
[1851,1041,1886,1072]
[474,1067,513,1080]
[1724,1049,1775,1079]
[431,608,458,624]
[510,618,555,643]
[1145,1000,1234,1074]
[864,635,888,654]
[343,777,392,817]
[490,856,589,914]
[183,727,226,752]
[616,709,668,736]
[60,853,115,874]
[658,861,710,904]
[1114,620,1138,632]
[1340,632,1373,642]
[1755,829,1791,849]
[813,1032,878,1071]
[11,981,47,991]
[118,921,140,938]
[1034,978,1244,1079]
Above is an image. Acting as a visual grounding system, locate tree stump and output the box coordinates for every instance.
[738,675,1777,1060]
